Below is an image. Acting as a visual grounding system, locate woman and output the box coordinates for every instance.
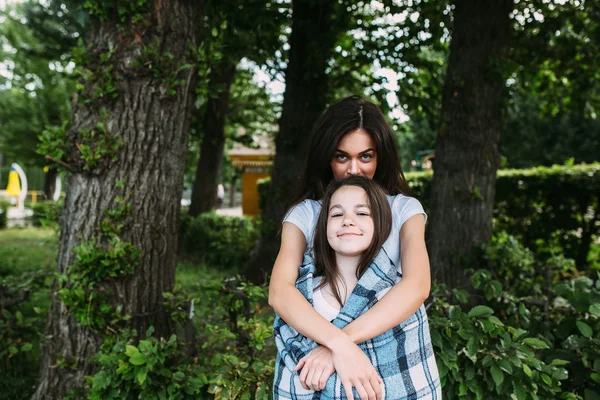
[269,96,438,400]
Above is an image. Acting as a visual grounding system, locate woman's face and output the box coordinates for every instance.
[330,129,377,181]
[326,185,374,257]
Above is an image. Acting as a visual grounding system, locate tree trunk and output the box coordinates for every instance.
[427,0,512,289]
[244,0,348,284]
[188,62,236,217]
[42,167,57,200]
[32,1,202,398]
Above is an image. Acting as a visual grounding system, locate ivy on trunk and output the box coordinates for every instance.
[32,1,203,398]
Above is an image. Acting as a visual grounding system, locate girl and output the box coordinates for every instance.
[269,96,437,399]
[273,176,440,399]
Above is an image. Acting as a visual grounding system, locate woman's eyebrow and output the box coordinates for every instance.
[335,148,375,154]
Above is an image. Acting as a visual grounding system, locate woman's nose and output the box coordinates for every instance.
[348,159,360,175]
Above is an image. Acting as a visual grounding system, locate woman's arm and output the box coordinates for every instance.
[342,214,431,344]
[268,222,348,346]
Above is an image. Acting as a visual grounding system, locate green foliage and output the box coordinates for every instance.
[57,184,140,331]
[83,0,149,24]
[172,276,275,400]
[429,292,568,399]
[0,265,52,399]
[86,327,207,399]
[29,200,63,228]
[407,163,600,268]
[37,108,123,173]
[179,212,259,270]
[0,198,9,229]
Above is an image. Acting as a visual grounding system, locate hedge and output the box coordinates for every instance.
[179,211,259,269]
[258,163,600,267]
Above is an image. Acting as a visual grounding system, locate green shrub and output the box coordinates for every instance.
[0,270,51,399]
[86,327,208,400]
[257,177,270,212]
[29,200,62,228]
[0,198,9,229]
[179,212,259,270]
[406,163,600,268]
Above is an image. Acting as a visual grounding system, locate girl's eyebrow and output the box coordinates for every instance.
[329,203,370,212]
[329,204,342,212]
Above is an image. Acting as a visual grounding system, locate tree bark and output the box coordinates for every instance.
[244,0,348,284]
[32,1,202,398]
[427,0,512,289]
[188,62,236,216]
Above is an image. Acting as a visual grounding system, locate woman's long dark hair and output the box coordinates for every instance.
[312,176,392,307]
[288,95,411,210]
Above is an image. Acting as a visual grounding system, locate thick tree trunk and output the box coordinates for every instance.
[427,0,512,289]
[189,62,236,216]
[32,1,202,399]
[244,0,347,284]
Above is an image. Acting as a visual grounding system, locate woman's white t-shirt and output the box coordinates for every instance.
[284,194,427,320]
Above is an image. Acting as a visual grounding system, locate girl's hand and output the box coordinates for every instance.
[329,336,383,400]
[294,346,335,391]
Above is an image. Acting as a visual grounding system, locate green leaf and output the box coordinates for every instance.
[129,351,146,366]
[491,365,504,387]
[468,305,494,318]
[21,343,33,352]
[590,304,600,317]
[523,364,532,378]
[513,382,527,400]
[93,370,111,390]
[591,373,600,384]
[584,389,600,400]
[125,345,139,357]
[541,373,552,386]
[136,367,148,385]
[550,359,570,367]
[523,338,549,349]
[576,321,593,338]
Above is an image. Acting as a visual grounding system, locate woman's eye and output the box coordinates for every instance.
[357,212,370,216]
[361,154,373,161]
[330,213,342,218]
[335,154,347,162]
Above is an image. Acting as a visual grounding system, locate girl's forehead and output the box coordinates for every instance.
[331,185,368,202]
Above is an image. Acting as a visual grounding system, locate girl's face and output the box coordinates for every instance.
[330,129,377,181]
[326,185,374,257]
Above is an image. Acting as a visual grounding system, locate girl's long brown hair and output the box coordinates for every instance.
[312,176,392,307]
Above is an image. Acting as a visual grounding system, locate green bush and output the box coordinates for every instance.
[0,198,9,229]
[87,277,275,400]
[29,200,62,228]
[406,163,600,268]
[257,177,270,212]
[179,212,259,270]
[0,270,51,399]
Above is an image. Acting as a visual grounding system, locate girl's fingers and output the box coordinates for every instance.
[294,357,306,371]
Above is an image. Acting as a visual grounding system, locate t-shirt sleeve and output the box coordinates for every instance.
[393,196,427,230]
[282,200,313,242]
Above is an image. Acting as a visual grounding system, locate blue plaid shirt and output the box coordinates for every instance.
[273,251,441,399]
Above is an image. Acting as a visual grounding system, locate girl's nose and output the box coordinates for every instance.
[342,216,356,226]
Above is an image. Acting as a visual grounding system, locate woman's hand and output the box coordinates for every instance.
[294,346,335,391]
[329,336,383,400]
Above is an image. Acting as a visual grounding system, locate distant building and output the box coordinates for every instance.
[228,136,274,216]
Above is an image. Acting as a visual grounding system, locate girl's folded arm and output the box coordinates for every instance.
[268,222,348,348]
[343,214,431,344]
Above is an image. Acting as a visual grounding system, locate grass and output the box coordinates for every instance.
[0,227,58,276]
